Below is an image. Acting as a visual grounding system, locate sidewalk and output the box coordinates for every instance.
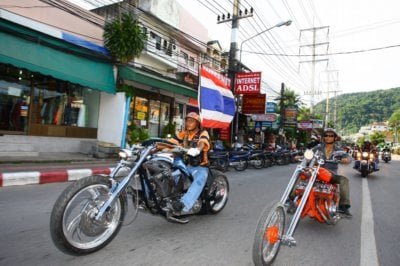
[0,153,118,187]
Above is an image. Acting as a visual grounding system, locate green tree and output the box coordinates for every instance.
[275,88,303,108]
[388,109,400,143]
[103,13,147,64]
[369,131,386,146]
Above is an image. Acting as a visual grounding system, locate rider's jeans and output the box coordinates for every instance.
[174,158,208,211]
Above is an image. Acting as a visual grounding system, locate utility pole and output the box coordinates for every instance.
[299,26,329,115]
[279,82,285,135]
[217,0,253,144]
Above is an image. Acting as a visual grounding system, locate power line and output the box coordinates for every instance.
[244,43,400,56]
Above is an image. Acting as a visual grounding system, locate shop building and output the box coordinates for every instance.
[0,1,118,154]
[93,0,228,141]
[0,0,229,155]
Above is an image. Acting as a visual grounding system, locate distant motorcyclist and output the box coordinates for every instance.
[355,140,379,171]
[306,133,321,149]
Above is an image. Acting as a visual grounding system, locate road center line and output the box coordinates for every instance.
[360,178,379,266]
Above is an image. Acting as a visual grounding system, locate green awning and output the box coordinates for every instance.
[119,65,198,98]
[0,21,115,94]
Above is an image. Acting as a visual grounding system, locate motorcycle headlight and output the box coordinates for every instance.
[357,153,361,160]
[362,152,369,158]
[304,149,314,161]
[369,154,374,160]
[119,149,132,159]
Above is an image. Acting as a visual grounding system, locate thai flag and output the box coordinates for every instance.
[199,66,236,128]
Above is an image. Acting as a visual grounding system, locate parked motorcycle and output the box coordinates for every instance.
[252,149,345,265]
[209,139,253,171]
[381,150,391,163]
[353,150,378,177]
[50,142,229,255]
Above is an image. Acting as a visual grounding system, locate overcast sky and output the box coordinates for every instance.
[70,0,400,106]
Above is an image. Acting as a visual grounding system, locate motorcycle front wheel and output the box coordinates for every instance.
[252,201,286,266]
[50,175,125,255]
[210,158,229,172]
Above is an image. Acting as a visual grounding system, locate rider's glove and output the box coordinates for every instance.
[187,147,201,157]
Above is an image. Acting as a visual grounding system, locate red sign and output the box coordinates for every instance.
[242,94,266,114]
[219,126,230,141]
[188,98,198,106]
[235,72,261,94]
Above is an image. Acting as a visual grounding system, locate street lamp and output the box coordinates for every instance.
[234,20,292,141]
[239,20,292,66]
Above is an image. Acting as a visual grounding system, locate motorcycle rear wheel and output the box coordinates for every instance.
[234,159,248,171]
[208,172,229,214]
[252,155,266,169]
[50,175,125,255]
[252,201,285,266]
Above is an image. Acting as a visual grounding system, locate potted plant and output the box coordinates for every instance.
[162,121,176,138]
[127,122,149,145]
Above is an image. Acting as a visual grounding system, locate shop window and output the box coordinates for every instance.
[32,82,99,128]
[132,96,148,127]
[0,64,100,135]
[160,102,170,136]
[173,102,184,132]
[149,100,160,137]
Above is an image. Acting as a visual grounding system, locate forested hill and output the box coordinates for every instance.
[313,87,400,134]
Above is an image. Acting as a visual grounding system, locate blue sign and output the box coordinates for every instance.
[266,102,277,113]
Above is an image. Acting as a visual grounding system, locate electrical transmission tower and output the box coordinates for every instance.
[298,26,329,115]
[320,70,341,126]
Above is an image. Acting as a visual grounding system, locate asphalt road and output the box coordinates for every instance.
[0,159,399,266]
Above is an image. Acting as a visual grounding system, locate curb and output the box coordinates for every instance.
[0,167,114,187]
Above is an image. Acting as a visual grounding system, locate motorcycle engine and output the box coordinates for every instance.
[143,160,178,198]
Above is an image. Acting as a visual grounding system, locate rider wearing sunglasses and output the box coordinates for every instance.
[315,128,353,218]
[288,128,353,218]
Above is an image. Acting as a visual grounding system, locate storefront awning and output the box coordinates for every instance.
[119,65,198,98]
[0,19,115,94]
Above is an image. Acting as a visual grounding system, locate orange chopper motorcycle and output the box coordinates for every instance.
[252,149,346,265]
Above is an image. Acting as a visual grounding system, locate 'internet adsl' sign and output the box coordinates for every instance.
[235,72,261,94]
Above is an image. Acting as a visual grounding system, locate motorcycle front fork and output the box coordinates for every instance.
[279,165,319,247]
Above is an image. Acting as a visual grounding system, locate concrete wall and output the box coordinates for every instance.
[97,92,126,148]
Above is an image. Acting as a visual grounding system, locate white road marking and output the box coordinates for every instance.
[360,178,379,266]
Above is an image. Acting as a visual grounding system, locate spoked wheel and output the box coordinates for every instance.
[208,172,229,214]
[252,201,286,266]
[252,155,266,169]
[234,159,248,171]
[50,175,125,255]
[211,158,228,172]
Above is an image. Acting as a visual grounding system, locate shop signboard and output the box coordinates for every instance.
[311,119,324,129]
[235,72,261,94]
[219,126,230,141]
[297,120,313,130]
[266,102,277,113]
[251,113,277,122]
[242,94,266,114]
